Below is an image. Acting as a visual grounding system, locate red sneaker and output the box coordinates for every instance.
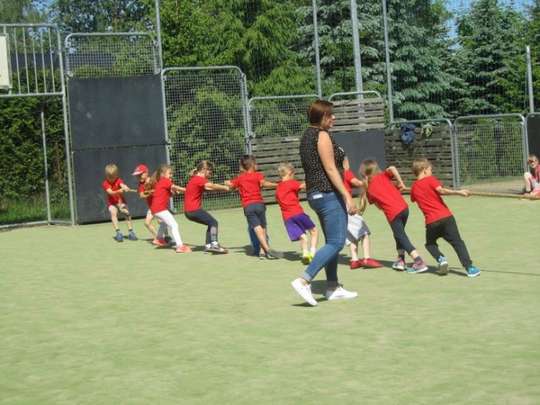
[176,245,192,253]
[350,259,364,270]
[152,238,168,247]
[363,258,383,268]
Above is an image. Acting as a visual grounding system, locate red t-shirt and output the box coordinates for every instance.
[137,181,153,208]
[230,171,265,208]
[102,178,125,206]
[184,175,208,212]
[410,175,453,225]
[532,165,540,182]
[150,177,173,214]
[367,171,408,222]
[343,169,357,195]
[275,179,304,220]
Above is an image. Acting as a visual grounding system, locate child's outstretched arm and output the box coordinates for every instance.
[172,185,186,194]
[106,187,123,196]
[299,182,306,190]
[261,180,278,189]
[436,186,470,197]
[205,183,230,192]
[386,166,406,190]
[350,177,365,189]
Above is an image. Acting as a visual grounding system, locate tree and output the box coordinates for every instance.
[456,0,526,115]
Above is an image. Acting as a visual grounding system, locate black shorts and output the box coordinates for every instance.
[243,203,267,229]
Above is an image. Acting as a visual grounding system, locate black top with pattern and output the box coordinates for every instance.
[300,126,345,194]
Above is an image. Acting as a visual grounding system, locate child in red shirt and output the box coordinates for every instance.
[101,163,137,242]
[361,159,427,273]
[411,158,480,277]
[275,162,318,264]
[524,154,540,196]
[149,164,190,253]
[184,160,230,254]
[132,163,166,245]
[225,155,278,259]
[342,158,382,269]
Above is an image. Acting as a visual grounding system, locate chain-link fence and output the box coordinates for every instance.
[0,24,73,228]
[64,32,159,78]
[162,66,249,211]
[454,114,528,193]
[247,94,317,200]
[386,119,456,187]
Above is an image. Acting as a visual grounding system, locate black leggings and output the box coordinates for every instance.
[425,216,472,268]
[185,209,218,245]
[389,208,415,254]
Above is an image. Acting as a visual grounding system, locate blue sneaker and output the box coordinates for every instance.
[114,231,124,242]
[437,256,449,275]
[467,266,481,278]
[128,230,138,241]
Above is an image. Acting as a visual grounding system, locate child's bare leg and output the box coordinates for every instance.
[253,225,270,253]
[362,235,371,259]
[145,210,157,238]
[109,205,119,230]
[300,234,308,255]
[349,242,359,261]
[524,172,533,193]
[308,227,318,254]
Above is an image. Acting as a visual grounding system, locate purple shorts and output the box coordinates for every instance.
[284,213,316,241]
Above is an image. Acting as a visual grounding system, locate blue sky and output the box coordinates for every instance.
[448,0,531,13]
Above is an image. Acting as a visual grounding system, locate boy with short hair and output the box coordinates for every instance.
[524,154,540,196]
[102,163,137,242]
[410,158,480,277]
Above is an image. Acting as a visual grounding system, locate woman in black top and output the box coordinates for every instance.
[291,100,358,306]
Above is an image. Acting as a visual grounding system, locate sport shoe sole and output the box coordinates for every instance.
[467,271,481,278]
[438,261,449,275]
[291,279,317,306]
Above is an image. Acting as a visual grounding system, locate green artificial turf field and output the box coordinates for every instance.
[2,196,539,404]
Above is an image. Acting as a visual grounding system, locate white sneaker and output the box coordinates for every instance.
[291,278,317,306]
[325,286,358,301]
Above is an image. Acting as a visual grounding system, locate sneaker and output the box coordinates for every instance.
[164,236,172,244]
[128,231,138,241]
[264,251,280,260]
[301,254,311,265]
[467,266,481,278]
[152,238,168,247]
[350,259,364,270]
[206,244,228,254]
[114,232,124,242]
[392,258,406,271]
[363,258,383,268]
[291,278,317,306]
[325,286,358,301]
[437,256,449,275]
[175,245,192,253]
[407,259,429,274]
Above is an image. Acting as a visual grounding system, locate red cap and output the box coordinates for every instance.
[132,164,149,176]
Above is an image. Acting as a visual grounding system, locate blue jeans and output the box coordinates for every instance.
[303,191,347,286]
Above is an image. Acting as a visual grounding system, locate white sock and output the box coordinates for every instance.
[302,249,309,257]
[310,247,316,255]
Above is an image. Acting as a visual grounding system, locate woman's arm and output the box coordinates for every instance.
[317,131,356,214]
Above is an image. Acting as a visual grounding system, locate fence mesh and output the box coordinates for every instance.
[455,117,527,193]
[0,25,63,96]
[163,67,248,211]
[65,33,159,78]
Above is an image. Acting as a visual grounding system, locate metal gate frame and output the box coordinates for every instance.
[390,118,457,187]
[0,23,75,228]
[453,113,528,188]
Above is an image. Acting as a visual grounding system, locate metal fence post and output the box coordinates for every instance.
[155,0,164,70]
[350,0,364,94]
[382,0,394,122]
[526,45,535,114]
[312,0,322,98]
[240,73,253,154]
[40,107,52,223]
